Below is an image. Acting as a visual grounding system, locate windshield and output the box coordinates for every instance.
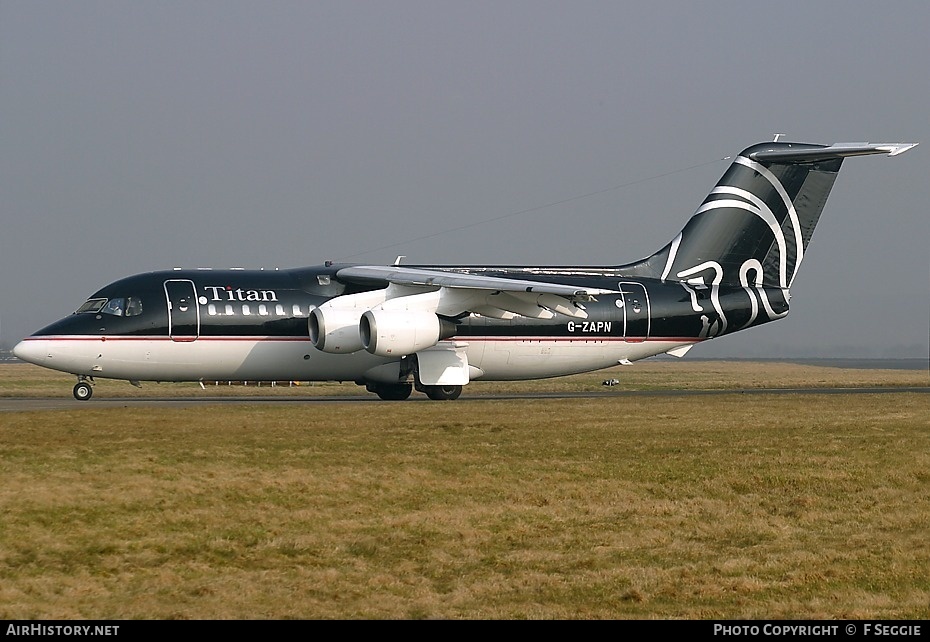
[75,298,107,313]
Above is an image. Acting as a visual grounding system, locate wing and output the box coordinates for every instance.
[335,265,619,320]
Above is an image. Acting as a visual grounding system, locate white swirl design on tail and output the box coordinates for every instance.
[694,194,788,288]
[676,261,726,336]
[734,156,805,287]
[662,155,803,290]
[738,259,763,330]
[660,232,683,284]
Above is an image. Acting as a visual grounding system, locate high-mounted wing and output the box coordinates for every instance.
[336,265,615,299]
[336,264,618,320]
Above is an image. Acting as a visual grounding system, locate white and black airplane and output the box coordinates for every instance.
[13,140,917,401]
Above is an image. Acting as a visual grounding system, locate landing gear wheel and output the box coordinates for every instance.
[375,383,413,401]
[73,382,93,401]
[424,385,462,401]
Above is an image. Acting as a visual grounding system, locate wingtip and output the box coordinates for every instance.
[878,142,918,157]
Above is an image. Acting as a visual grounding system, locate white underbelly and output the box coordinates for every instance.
[464,337,695,380]
[21,335,697,383]
[27,336,390,382]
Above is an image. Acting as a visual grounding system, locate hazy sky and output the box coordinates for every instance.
[2,1,928,359]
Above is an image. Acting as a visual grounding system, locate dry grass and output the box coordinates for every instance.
[1,359,927,399]
[1,362,929,619]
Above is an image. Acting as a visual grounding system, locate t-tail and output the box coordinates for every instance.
[622,141,918,288]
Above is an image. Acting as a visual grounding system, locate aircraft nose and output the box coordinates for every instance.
[12,339,49,366]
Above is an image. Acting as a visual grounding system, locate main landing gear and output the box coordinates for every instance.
[73,376,94,401]
[423,385,462,401]
[364,382,462,401]
[367,382,413,401]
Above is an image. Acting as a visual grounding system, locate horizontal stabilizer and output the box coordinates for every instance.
[748,142,918,163]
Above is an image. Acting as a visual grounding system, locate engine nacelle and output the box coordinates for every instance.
[308,307,365,353]
[360,309,452,357]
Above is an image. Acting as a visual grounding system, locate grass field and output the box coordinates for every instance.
[2,358,928,398]
[1,362,929,619]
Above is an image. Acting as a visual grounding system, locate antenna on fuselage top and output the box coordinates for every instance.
[773,133,787,142]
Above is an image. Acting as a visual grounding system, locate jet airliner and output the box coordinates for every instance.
[13,140,917,401]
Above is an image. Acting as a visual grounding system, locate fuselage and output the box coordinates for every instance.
[13,264,788,384]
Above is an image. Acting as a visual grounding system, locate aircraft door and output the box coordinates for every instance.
[619,281,650,341]
[164,279,200,341]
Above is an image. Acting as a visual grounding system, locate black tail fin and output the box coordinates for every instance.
[622,141,917,288]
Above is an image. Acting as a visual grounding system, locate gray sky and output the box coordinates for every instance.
[2,1,928,359]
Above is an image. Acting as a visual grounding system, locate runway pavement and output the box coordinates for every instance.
[3,386,929,412]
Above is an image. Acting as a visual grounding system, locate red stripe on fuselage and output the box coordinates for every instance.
[22,335,703,343]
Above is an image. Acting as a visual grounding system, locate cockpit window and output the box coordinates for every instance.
[101,299,126,316]
[76,298,107,314]
[76,297,143,316]
[100,297,144,317]
[125,297,143,316]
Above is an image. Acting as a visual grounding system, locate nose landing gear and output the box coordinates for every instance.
[73,376,94,401]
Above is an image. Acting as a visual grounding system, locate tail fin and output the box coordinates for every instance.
[622,141,917,288]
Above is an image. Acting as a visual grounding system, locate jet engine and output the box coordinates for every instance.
[360,309,456,357]
[308,307,365,353]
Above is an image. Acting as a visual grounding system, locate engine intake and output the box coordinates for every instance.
[309,307,364,353]
[360,309,455,357]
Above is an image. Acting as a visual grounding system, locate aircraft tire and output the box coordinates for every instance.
[424,385,462,401]
[73,382,93,401]
[375,383,413,401]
